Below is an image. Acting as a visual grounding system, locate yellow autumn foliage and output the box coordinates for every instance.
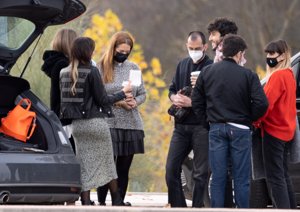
[151,58,162,76]
[143,71,155,85]
[84,10,172,191]
[84,9,123,59]
[149,88,160,100]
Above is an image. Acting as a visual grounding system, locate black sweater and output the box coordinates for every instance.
[41,50,69,118]
[169,55,213,125]
[192,58,268,127]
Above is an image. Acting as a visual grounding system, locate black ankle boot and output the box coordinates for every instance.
[124,201,132,206]
[81,200,95,205]
[111,191,125,206]
[97,185,108,206]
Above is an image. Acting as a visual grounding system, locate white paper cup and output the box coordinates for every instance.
[122,81,129,86]
[191,71,201,77]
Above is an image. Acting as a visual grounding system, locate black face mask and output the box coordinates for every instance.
[114,52,129,63]
[266,55,281,68]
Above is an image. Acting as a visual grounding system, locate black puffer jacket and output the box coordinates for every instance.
[60,64,126,120]
[41,50,69,118]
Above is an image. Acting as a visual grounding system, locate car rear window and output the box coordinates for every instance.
[0,16,35,50]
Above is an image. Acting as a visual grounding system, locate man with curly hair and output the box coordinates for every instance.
[206,17,243,208]
[207,17,239,63]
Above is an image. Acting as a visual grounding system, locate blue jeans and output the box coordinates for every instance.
[209,123,251,208]
[166,124,209,207]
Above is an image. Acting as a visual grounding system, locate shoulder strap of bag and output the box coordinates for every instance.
[19,98,31,110]
[26,116,36,140]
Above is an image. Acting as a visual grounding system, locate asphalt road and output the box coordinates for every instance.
[0,192,296,211]
[86,192,192,207]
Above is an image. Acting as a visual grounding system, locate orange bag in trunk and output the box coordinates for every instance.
[0,98,36,142]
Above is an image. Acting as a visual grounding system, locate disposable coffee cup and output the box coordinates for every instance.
[122,81,129,86]
[191,71,201,77]
[191,71,201,87]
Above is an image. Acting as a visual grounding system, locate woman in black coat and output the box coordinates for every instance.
[41,29,78,152]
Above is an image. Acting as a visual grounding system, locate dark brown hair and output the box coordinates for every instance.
[264,40,291,72]
[71,37,95,64]
[265,40,290,55]
[222,34,247,57]
[207,17,238,36]
[188,31,206,44]
[70,37,95,95]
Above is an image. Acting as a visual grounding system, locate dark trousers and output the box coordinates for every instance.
[263,132,296,209]
[165,124,209,207]
[97,155,134,204]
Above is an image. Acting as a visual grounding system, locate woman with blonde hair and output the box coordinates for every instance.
[41,28,78,151]
[60,37,132,205]
[97,31,146,206]
[42,28,77,117]
[255,40,296,208]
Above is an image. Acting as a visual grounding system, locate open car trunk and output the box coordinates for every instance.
[0,76,49,151]
[0,0,85,204]
[0,76,81,204]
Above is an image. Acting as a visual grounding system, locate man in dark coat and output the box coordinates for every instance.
[166,31,212,208]
[192,34,268,208]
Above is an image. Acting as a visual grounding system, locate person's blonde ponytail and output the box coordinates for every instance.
[71,59,79,96]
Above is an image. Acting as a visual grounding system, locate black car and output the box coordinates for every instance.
[0,0,86,204]
[182,51,300,208]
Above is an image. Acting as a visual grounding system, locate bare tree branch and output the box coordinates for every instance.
[277,0,298,39]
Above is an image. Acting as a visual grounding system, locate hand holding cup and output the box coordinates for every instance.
[122,80,133,98]
[190,71,201,87]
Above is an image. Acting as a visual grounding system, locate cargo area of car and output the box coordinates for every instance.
[0,75,81,204]
[0,75,48,152]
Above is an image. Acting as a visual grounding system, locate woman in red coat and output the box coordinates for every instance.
[259,40,296,209]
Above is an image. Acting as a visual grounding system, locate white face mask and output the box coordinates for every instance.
[188,50,204,63]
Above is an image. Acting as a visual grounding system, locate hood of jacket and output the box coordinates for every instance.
[41,50,69,77]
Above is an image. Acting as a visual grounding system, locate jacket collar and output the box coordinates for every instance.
[223,57,237,64]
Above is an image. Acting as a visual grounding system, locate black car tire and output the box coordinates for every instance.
[250,179,269,208]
